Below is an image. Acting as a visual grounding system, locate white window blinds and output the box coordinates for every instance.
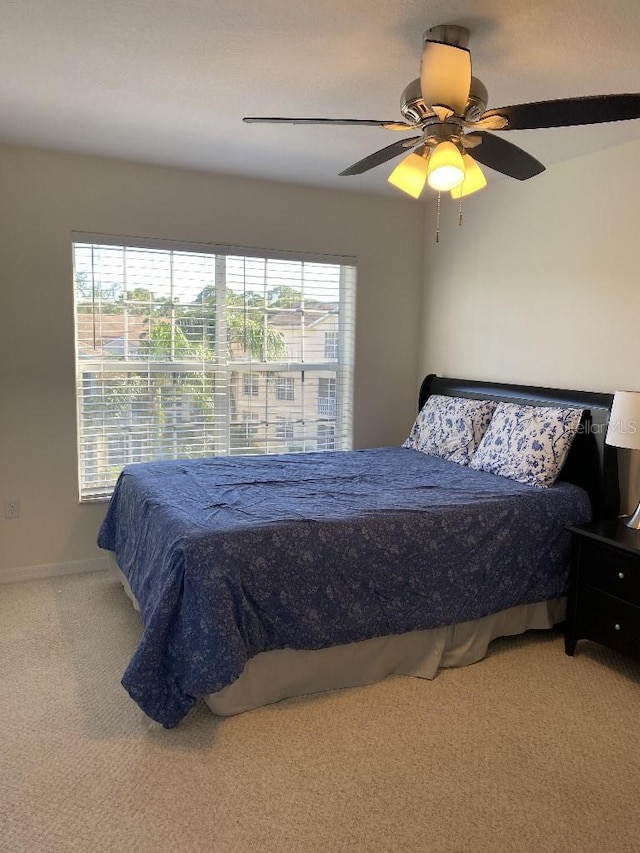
[73,234,356,500]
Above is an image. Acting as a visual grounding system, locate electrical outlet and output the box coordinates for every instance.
[4,498,19,519]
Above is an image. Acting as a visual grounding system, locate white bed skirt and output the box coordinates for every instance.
[204,598,565,715]
[112,559,564,717]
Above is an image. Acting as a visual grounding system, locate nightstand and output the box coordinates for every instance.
[565,518,640,662]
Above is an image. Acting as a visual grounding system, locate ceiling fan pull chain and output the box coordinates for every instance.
[436,191,441,243]
[458,198,463,227]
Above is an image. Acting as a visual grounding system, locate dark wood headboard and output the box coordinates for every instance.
[419,374,619,521]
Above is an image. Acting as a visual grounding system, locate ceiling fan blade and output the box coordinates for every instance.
[470,132,545,180]
[420,41,471,115]
[243,117,414,130]
[481,93,640,130]
[339,136,422,176]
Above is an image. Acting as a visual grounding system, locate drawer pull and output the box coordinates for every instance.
[618,572,625,580]
[614,623,622,631]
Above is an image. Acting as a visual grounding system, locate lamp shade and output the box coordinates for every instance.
[388,151,429,198]
[427,141,465,191]
[450,154,487,198]
[605,391,640,449]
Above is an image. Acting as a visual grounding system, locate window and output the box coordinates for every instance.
[243,374,259,396]
[243,412,260,435]
[318,377,337,418]
[275,376,295,401]
[276,418,294,440]
[229,413,262,451]
[324,331,339,360]
[317,424,335,451]
[73,234,356,499]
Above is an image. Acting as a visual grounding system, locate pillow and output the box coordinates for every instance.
[469,402,583,488]
[403,394,497,466]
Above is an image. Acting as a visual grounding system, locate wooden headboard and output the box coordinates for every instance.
[419,374,619,521]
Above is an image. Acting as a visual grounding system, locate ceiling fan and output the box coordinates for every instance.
[244,24,640,200]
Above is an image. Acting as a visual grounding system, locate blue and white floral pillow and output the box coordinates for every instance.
[469,402,583,488]
[403,395,497,466]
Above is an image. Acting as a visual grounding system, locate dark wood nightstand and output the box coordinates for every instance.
[565,519,640,662]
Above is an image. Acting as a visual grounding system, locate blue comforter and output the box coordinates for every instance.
[98,447,591,726]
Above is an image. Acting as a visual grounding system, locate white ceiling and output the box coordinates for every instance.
[3,0,640,197]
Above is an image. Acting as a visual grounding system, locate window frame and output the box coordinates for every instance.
[72,233,356,501]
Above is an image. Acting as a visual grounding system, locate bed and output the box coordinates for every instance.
[99,374,619,727]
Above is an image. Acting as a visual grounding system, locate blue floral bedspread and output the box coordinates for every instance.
[98,447,591,726]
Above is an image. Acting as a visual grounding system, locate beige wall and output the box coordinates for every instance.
[421,136,640,510]
[0,144,425,576]
[8,134,635,578]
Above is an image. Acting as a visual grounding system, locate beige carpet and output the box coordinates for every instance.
[1,571,639,853]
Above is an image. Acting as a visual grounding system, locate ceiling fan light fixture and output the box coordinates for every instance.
[420,40,471,115]
[427,141,465,191]
[388,151,430,198]
[450,154,487,198]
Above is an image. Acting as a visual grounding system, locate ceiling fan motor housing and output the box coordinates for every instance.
[400,79,434,124]
[465,77,488,121]
[423,25,470,49]
[401,76,487,125]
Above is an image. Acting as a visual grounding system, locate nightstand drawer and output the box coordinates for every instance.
[580,541,640,606]
[579,585,640,660]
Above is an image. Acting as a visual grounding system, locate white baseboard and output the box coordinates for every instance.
[0,556,110,585]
